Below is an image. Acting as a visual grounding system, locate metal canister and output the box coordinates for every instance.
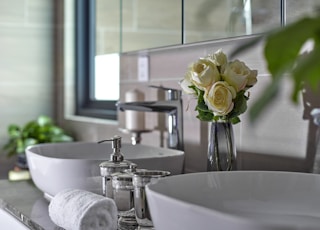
[99,160,131,198]
[112,164,145,230]
[132,170,171,227]
[112,172,135,212]
[112,164,145,213]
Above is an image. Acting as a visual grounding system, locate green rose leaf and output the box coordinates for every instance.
[197,111,214,121]
[227,91,248,120]
[230,116,241,124]
[194,88,216,121]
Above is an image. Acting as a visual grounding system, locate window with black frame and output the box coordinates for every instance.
[75,0,119,120]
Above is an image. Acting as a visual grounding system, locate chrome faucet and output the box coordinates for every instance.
[117,86,184,151]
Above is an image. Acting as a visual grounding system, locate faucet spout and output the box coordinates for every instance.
[117,101,178,113]
[117,87,184,151]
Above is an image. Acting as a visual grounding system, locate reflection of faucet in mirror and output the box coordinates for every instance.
[228,0,252,35]
[196,0,252,36]
[302,84,320,172]
[117,86,184,151]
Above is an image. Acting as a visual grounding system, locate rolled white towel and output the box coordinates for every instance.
[48,189,118,230]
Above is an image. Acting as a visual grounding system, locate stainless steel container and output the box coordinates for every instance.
[112,172,134,212]
[132,170,170,227]
[112,164,145,213]
[112,165,144,230]
[100,161,131,198]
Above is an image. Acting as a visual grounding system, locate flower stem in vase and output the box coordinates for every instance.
[207,121,236,171]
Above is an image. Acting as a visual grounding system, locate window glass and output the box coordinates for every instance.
[94,53,119,100]
[95,0,121,100]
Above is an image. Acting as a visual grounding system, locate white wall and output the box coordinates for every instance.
[0,0,54,178]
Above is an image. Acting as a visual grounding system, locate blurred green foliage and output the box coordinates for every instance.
[3,115,74,157]
[232,14,320,122]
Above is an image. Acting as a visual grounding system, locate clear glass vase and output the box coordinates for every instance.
[207,121,237,171]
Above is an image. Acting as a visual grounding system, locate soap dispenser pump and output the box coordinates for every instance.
[98,135,133,198]
[98,135,124,162]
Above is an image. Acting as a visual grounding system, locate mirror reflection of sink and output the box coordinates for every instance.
[0,209,29,230]
[146,171,320,230]
[26,142,184,197]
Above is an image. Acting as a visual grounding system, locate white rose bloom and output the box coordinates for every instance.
[246,69,258,87]
[204,81,236,116]
[211,49,228,68]
[223,60,251,92]
[179,71,195,94]
[190,57,220,91]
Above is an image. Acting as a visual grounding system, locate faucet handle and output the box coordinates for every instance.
[149,85,181,100]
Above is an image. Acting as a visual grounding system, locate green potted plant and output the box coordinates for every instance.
[3,115,74,169]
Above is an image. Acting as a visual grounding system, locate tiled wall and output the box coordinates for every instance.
[0,0,54,178]
[63,33,317,173]
[116,37,314,173]
[62,0,319,173]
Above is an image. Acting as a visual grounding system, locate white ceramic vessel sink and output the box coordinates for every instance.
[146,171,320,230]
[26,142,184,197]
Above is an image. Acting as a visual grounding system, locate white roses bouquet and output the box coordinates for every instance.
[180,49,258,124]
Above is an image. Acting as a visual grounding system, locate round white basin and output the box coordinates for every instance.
[146,171,320,230]
[26,142,184,197]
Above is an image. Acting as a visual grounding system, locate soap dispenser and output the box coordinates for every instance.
[98,136,133,198]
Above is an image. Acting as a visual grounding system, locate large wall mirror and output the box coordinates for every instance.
[95,0,317,54]
[90,0,319,106]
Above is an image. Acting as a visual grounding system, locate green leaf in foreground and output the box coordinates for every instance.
[249,75,281,121]
[291,46,320,102]
[265,17,320,78]
[232,15,320,122]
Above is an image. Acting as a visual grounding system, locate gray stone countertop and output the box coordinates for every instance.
[0,179,61,230]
